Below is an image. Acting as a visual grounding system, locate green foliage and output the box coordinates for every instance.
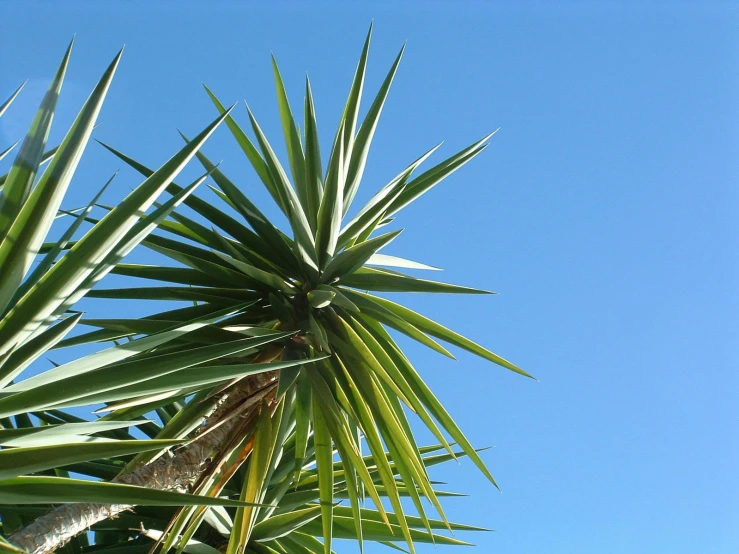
[0,27,526,554]
[0,42,257,515]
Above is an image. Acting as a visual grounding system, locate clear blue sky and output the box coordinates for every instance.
[2,2,737,553]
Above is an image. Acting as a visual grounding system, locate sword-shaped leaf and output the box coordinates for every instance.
[0,44,71,245]
[301,515,473,546]
[340,267,492,294]
[0,419,152,447]
[333,24,372,175]
[252,505,322,542]
[386,131,497,217]
[343,43,404,214]
[0,313,81,386]
[0,439,183,480]
[272,57,307,214]
[0,142,18,164]
[0,82,25,119]
[303,77,323,231]
[0,476,265,507]
[293,369,312,484]
[315,124,345,267]
[227,404,276,554]
[365,254,441,271]
[86,285,258,303]
[311,401,334,554]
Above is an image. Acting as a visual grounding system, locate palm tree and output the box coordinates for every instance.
[2,27,531,554]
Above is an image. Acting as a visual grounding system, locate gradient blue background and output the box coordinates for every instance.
[1,2,737,553]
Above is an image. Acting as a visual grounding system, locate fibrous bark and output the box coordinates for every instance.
[9,371,278,554]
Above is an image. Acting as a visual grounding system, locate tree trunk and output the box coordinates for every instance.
[8,371,278,554]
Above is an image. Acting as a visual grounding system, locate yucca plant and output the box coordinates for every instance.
[3,27,531,554]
